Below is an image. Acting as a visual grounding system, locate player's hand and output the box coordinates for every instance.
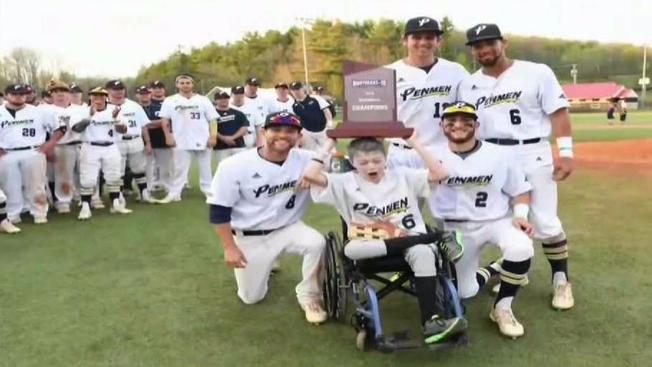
[165,134,176,147]
[225,137,236,147]
[553,157,573,181]
[512,217,534,237]
[207,137,216,149]
[111,105,121,119]
[405,130,419,147]
[296,176,311,191]
[224,245,247,268]
[115,124,128,134]
[144,143,153,155]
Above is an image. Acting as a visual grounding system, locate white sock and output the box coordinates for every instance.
[553,272,567,286]
[495,296,513,311]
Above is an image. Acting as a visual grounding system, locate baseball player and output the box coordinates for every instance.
[302,133,468,344]
[0,83,65,224]
[208,111,327,324]
[211,91,249,162]
[72,87,131,219]
[40,80,87,214]
[69,84,88,108]
[230,85,263,148]
[313,85,336,118]
[0,188,21,233]
[105,80,156,204]
[243,78,272,147]
[459,23,574,310]
[268,82,295,113]
[410,102,535,338]
[159,74,218,202]
[289,81,333,151]
[137,84,171,194]
[386,16,469,168]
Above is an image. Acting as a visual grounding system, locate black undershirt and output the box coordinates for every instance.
[6,107,17,118]
[419,59,438,74]
[453,140,482,159]
[257,147,285,166]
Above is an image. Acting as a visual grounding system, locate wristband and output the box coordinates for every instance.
[513,203,529,219]
[556,136,573,158]
[311,158,324,164]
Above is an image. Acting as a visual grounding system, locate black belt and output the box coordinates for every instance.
[122,135,140,140]
[485,138,541,146]
[232,228,279,236]
[90,141,114,147]
[64,140,81,145]
[444,219,469,223]
[391,142,412,150]
[6,145,39,151]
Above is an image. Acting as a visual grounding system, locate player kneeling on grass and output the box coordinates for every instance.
[302,133,467,345]
[207,112,327,324]
[410,102,535,338]
[72,87,132,220]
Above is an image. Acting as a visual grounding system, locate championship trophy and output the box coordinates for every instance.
[326,60,413,139]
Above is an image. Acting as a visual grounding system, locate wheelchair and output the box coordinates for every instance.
[322,220,468,352]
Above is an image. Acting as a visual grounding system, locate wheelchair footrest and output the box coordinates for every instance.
[376,331,422,352]
[425,332,470,350]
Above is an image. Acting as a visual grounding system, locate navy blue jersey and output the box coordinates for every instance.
[142,100,166,148]
[292,96,328,132]
[215,108,248,150]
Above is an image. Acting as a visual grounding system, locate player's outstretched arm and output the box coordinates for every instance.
[71,119,91,133]
[512,193,534,237]
[142,125,152,154]
[301,138,335,188]
[406,131,448,182]
[551,107,573,181]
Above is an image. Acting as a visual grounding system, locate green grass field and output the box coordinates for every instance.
[570,110,652,142]
[1,112,651,367]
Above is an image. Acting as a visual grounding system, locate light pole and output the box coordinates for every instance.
[296,17,313,88]
[570,64,578,84]
[640,46,648,108]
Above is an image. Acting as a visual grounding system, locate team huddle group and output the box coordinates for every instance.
[1,16,575,345]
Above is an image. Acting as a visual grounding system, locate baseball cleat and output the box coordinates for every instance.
[440,230,464,263]
[158,193,181,204]
[56,203,71,214]
[110,199,132,214]
[9,216,22,224]
[141,190,160,204]
[0,219,21,234]
[33,216,48,224]
[423,315,467,344]
[490,308,524,338]
[91,199,105,209]
[552,282,574,310]
[492,275,529,294]
[78,202,92,220]
[301,301,327,324]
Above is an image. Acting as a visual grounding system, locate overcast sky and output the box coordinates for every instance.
[0,0,648,78]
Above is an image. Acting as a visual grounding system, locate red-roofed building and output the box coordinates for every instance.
[562,82,639,111]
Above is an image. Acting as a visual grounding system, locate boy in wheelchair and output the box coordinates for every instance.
[301,133,467,345]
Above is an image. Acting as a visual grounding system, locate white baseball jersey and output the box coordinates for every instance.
[386,58,469,147]
[80,107,121,143]
[231,102,264,145]
[410,142,531,221]
[39,104,87,144]
[268,97,295,114]
[109,99,149,137]
[458,60,570,140]
[244,94,272,121]
[208,148,314,230]
[0,104,58,149]
[159,93,218,150]
[311,167,430,234]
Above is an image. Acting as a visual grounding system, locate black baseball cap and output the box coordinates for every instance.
[41,90,51,98]
[24,84,35,94]
[263,111,302,130]
[275,82,289,89]
[136,85,150,94]
[4,84,27,95]
[314,86,324,92]
[404,17,443,36]
[149,80,165,88]
[214,91,230,100]
[289,81,303,90]
[245,77,260,86]
[70,84,83,93]
[466,23,503,46]
[106,80,126,90]
[231,85,245,94]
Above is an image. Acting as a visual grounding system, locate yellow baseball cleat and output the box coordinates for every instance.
[490,308,524,339]
[301,301,327,325]
[1,218,21,234]
[552,282,574,310]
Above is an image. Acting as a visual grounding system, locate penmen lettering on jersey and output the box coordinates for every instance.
[208,148,314,230]
[159,94,218,150]
[386,58,469,147]
[458,60,569,140]
[40,104,87,144]
[109,99,150,137]
[0,104,56,149]
[408,142,532,221]
[81,107,120,143]
[311,167,431,234]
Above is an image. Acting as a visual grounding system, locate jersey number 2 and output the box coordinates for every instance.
[475,192,488,207]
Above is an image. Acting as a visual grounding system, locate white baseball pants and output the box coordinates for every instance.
[0,149,48,220]
[445,217,534,299]
[146,148,173,191]
[118,138,147,177]
[214,148,246,164]
[170,148,212,198]
[232,220,326,305]
[79,144,122,194]
[54,144,80,205]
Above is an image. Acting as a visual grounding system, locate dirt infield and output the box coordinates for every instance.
[571,139,652,177]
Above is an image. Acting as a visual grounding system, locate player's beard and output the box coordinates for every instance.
[444,128,475,144]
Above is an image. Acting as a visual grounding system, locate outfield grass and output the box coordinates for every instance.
[1,167,651,367]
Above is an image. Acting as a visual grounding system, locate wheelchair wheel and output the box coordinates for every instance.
[323,231,349,321]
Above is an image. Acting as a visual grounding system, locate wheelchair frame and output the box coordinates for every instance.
[322,229,467,352]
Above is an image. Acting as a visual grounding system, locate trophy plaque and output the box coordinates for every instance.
[326,60,413,138]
